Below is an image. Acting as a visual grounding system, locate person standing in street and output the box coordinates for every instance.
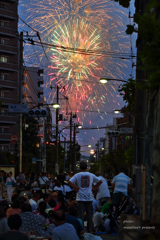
[95,172,111,208]
[111,167,130,210]
[68,161,102,233]
[6,172,16,202]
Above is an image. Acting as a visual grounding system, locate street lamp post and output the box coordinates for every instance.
[52,86,60,174]
[99,77,128,83]
[69,112,72,172]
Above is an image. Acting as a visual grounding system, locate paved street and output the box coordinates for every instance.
[99,235,118,240]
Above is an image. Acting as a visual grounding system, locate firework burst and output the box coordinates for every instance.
[50,19,103,81]
[19,0,130,120]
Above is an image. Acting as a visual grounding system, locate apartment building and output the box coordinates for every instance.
[0,0,19,152]
[23,67,52,143]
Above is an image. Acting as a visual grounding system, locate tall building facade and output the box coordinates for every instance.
[0,0,19,152]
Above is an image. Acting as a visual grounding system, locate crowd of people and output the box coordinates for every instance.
[0,162,132,240]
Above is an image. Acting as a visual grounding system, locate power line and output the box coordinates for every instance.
[25,38,136,60]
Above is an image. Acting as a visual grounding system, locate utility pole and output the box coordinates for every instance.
[63,137,66,172]
[43,119,46,172]
[19,32,23,172]
[73,123,76,173]
[134,0,147,212]
[55,85,59,174]
[69,112,72,172]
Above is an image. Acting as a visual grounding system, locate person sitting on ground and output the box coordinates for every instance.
[52,192,58,203]
[63,181,72,200]
[52,209,79,240]
[68,205,83,228]
[92,196,99,214]
[101,199,112,214]
[54,181,63,195]
[59,199,84,236]
[53,196,67,212]
[0,214,28,240]
[6,199,21,219]
[43,193,51,209]
[20,203,53,236]
[19,185,32,199]
[34,201,50,225]
[18,196,29,208]
[0,205,10,234]
[48,199,56,209]
[29,192,40,212]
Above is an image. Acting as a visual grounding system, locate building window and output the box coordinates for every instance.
[0,3,8,9]
[3,92,10,98]
[0,91,11,98]
[0,74,8,80]
[0,20,9,27]
[0,145,9,152]
[0,109,8,115]
[0,128,9,133]
[0,56,8,63]
[0,38,9,45]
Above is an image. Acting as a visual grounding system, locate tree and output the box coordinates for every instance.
[22,117,39,172]
[99,146,133,177]
[113,0,160,226]
[118,76,135,114]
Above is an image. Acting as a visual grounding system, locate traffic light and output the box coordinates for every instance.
[108,131,120,136]
[28,109,48,117]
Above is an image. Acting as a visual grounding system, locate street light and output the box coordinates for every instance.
[99,78,108,84]
[53,103,60,109]
[81,144,92,148]
[114,110,121,114]
[99,77,128,83]
[78,125,83,129]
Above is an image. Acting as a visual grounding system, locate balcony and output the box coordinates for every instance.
[0,62,18,72]
[38,76,43,84]
[37,95,44,103]
[38,87,43,95]
[0,10,17,20]
[0,81,17,89]
[0,47,17,55]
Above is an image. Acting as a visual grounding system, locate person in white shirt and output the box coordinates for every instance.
[68,161,102,233]
[95,172,111,208]
[29,192,40,212]
[6,172,16,202]
[38,172,50,188]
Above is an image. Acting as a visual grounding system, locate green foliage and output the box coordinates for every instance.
[118,76,135,113]
[125,24,137,35]
[89,161,100,174]
[98,144,133,177]
[112,0,130,8]
[22,117,39,171]
[124,143,133,176]
[126,0,160,88]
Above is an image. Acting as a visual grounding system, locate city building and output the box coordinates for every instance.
[0,0,19,152]
[23,66,52,142]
